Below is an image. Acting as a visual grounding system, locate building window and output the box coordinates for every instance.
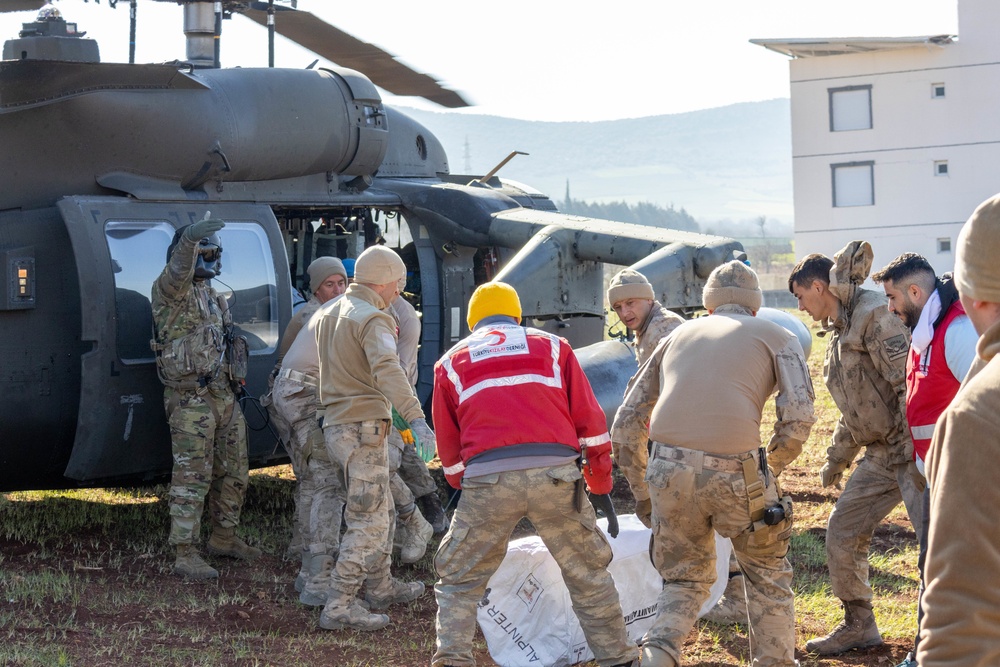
[932,83,946,98]
[832,161,875,207]
[829,85,873,131]
[938,237,952,253]
[935,160,949,176]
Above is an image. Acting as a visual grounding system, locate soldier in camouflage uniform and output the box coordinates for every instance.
[267,257,349,603]
[432,282,637,667]
[151,218,260,579]
[789,240,923,655]
[607,268,685,366]
[608,267,748,624]
[612,261,815,667]
[315,245,436,632]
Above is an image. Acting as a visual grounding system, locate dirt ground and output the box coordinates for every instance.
[0,459,917,667]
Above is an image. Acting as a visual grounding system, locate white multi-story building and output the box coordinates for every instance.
[753,0,1000,275]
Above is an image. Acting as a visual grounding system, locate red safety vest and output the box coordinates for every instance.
[905,300,966,461]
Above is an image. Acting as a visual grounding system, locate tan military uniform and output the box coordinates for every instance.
[315,283,425,602]
[822,245,923,604]
[633,301,684,365]
[613,304,815,667]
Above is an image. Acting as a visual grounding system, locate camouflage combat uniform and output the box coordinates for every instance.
[432,318,636,667]
[612,305,815,667]
[315,282,427,616]
[821,243,923,604]
[151,235,249,548]
[633,301,685,365]
[271,372,345,558]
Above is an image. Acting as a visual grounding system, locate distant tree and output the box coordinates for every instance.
[559,195,700,232]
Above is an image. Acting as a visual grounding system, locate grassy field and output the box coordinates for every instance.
[0,312,920,666]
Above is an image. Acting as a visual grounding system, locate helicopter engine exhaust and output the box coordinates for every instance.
[0,62,389,210]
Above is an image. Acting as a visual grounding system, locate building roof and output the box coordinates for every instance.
[750,35,955,58]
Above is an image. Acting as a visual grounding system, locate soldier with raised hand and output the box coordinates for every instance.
[432,282,637,667]
[789,241,922,655]
[612,261,814,667]
[151,217,260,580]
[315,245,436,632]
[607,268,684,365]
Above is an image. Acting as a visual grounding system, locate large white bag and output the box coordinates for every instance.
[476,514,731,667]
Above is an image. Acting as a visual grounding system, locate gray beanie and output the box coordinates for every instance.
[307,256,347,289]
[702,261,762,312]
[956,193,1000,303]
[607,269,655,306]
[355,245,405,285]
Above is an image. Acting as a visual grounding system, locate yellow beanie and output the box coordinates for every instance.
[956,193,1000,303]
[467,282,522,329]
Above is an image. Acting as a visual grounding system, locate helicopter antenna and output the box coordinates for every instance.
[266,0,274,67]
[478,150,528,184]
[128,0,136,64]
[213,1,221,68]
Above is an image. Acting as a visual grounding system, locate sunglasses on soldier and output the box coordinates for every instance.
[198,242,222,263]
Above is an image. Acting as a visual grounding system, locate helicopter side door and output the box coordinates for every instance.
[57,197,288,485]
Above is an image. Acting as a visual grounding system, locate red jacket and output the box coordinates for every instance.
[432,322,613,492]
[906,299,966,462]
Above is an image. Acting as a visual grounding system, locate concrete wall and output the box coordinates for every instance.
[787,0,1000,276]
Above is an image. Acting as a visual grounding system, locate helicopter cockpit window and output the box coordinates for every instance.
[105,220,279,363]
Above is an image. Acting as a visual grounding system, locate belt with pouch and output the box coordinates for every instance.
[278,367,318,388]
[650,441,757,473]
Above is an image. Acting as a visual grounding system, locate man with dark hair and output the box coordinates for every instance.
[872,252,977,667]
[788,241,923,656]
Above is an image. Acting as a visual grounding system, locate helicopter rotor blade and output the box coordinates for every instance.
[239,3,469,108]
[0,0,45,12]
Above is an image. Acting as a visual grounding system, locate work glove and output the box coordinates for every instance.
[820,459,848,489]
[907,461,927,494]
[588,493,619,538]
[409,418,437,463]
[185,217,225,242]
[634,497,652,529]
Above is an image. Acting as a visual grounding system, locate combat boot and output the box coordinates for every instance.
[299,554,336,607]
[319,590,390,632]
[207,526,262,560]
[417,492,449,536]
[394,508,434,564]
[363,576,425,610]
[294,550,310,593]
[173,544,219,579]
[702,572,748,624]
[640,645,678,667]
[805,599,883,655]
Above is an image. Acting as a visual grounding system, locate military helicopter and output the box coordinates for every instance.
[0,0,748,491]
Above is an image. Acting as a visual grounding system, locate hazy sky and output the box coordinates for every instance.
[1,0,959,121]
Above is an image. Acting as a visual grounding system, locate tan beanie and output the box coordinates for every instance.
[607,269,655,306]
[702,261,762,312]
[307,256,347,289]
[956,193,1000,302]
[354,246,405,285]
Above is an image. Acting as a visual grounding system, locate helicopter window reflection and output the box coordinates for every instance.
[105,220,278,364]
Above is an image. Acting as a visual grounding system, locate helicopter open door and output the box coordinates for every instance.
[58,198,289,485]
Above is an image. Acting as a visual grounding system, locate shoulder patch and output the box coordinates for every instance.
[881,333,909,360]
